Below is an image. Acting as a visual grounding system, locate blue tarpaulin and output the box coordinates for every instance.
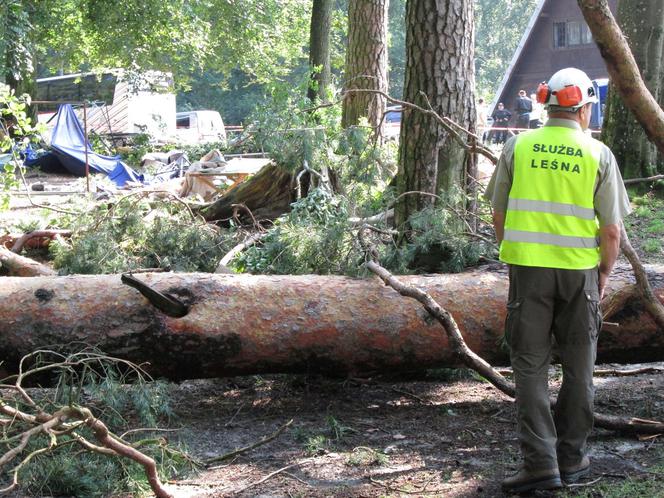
[49,104,142,186]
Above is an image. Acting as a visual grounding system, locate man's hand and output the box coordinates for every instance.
[599,270,610,300]
[598,223,621,299]
[492,211,506,245]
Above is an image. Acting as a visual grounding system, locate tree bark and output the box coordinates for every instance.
[599,0,664,178]
[395,0,476,229]
[341,0,390,132]
[201,162,295,223]
[308,0,333,102]
[0,245,56,277]
[579,0,664,159]
[1,265,663,380]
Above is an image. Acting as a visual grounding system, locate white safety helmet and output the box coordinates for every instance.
[536,67,598,110]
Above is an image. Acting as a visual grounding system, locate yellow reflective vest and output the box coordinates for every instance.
[499,125,601,269]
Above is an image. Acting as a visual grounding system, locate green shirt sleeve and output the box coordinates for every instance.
[484,136,517,213]
[594,144,632,226]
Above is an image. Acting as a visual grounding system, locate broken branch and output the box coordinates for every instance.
[205,419,293,466]
[358,227,664,435]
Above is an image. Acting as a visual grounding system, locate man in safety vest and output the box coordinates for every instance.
[485,67,631,493]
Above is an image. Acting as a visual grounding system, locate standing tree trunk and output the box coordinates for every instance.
[307,0,333,102]
[395,0,476,230]
[341,0,390,133]
[600,0,664,179]
[578,0,664,162]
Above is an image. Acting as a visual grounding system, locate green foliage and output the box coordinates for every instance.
[474,0,540,101]
[387,200,494,274]
[228,86,408,277]
[559,450,664,498]
[336,123,398,211]
[303,434,329,456]
[624,193,664,262]
[178,70,267,126]
[0,87,43,210]
[346,447,389,467]
[646,219,664,235]
[634,205,650,217]
[1,0,33,82]
[246,76,341,171]
[296,415,353,456]
[233,188,362,275]
[49,197,234,274]
[174,141,228,164]
[1,350,196,497]
[36,0,210,84]
[116,133,153,168]
[631,194,651,206]
[200,0,311,84]
[643,239,662,254]
[326,415,352,441]
[232,100,490,277]
[388,0,407,98]
[54,362,173,429]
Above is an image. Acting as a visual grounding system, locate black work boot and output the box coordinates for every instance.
[502,468,562,493]
[560,456,590,484]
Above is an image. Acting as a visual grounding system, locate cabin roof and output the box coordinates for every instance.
[489,0,547,113]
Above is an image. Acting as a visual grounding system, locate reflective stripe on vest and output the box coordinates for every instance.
[499,125,601,270]
[503,229,599,249]
[507,198,596,220]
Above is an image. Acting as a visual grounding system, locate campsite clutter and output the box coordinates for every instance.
[19,102,269,201]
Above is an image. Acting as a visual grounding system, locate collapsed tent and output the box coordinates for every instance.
[29,105,142,186]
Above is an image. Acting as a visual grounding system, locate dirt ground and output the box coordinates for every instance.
[3,169,664,497]
[158,366,663,498]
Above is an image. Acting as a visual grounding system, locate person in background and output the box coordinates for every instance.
[492,102,512,144]
[529,92,543,128]
[515,89,533,130]
[477,98,488,142]
[485,67,631,494]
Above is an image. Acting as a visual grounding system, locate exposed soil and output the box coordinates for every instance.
[160,366,663,498]
[2,171,664,497]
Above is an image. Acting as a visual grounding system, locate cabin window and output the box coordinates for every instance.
[581,24,593,44]
[553,21,593,48]
[567,22,581,45]
[553,22,567,48]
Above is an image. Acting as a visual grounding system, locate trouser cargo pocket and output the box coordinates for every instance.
[505,298,523,348]
[585,290,602,341]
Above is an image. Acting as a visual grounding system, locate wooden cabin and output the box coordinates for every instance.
[491,0,617,121]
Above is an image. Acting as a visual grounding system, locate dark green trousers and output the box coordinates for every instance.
[506,265,601,472]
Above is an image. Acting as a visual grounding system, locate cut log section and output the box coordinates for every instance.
[0,265,663,380]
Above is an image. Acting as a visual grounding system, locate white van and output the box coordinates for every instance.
[175,110,226,144]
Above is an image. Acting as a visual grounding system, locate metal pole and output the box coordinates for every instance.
[83,101,90,193]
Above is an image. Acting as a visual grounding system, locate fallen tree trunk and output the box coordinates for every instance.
[0,265,662,380]
[0,246,56,277]
[201,162,296,223]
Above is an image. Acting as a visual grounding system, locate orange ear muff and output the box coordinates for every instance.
[552,85,583,107]
[536,82,550,104]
